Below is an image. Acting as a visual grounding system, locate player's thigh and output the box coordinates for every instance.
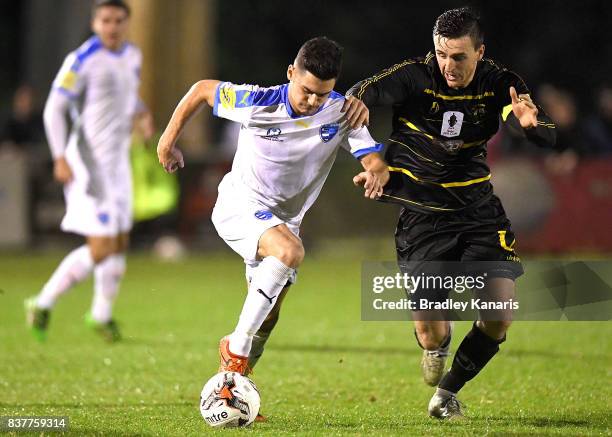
[395,207,462,262]
[87,235,117,262]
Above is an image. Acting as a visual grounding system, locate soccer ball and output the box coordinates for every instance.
[199,372,261,428]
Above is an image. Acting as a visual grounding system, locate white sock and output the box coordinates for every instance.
[229,256,294,356]
[91,254,126,323]
[36,245,94,309]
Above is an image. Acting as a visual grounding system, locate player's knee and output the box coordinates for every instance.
[480,319,512,339]
[274,241,304,268]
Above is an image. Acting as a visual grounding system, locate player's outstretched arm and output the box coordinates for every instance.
[157,80,221,173]
[353,152,390,200]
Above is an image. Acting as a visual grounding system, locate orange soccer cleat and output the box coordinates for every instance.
[218,336,251,375]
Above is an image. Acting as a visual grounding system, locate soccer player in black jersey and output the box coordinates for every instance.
[343,7,556,419]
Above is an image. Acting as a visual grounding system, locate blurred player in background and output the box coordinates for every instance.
[158,37,388,419]
[344,7,556,419]
[25,0,151,342]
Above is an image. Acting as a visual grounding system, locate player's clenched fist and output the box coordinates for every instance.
[53,157,73,184]
[157,137,184,173]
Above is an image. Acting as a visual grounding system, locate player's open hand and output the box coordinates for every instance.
[342,96,370,129]
[53,157,73,184]
[353,170,386,200]
[157,138,184,173]
[510,86,538,129]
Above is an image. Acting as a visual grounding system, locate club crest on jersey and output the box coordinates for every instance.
[320,123,339,143]
[254,210,273,220]
[440,111,464,137]
[97,212,110,225]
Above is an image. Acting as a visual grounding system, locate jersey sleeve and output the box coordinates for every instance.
[212,82,262,123]
[51,52,87,99]
[340,125,383,159]
[346,60,422,107]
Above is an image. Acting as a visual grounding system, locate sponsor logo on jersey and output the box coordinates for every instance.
[254,210,273,220]
[262,127,283,142]
[438,139,464,154]
[237,91,251,107]
[440,111,464,137]
[220,85,236,110]
[320,123,339,142]
[97,212,110,225]
[471,103,487,120]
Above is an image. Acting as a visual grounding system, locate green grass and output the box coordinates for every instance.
[0,251,610,436]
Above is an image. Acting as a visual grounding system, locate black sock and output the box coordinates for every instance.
[439,322,506,393]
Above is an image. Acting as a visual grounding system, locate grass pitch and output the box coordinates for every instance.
[0,251,610,436]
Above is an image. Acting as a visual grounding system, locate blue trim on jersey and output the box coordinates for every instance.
[73,36,103,72]
[247,86,284,107]
[281,84,299,118]
[212,82,223,116]
[353,143,384,159]
[213,82,341,118]
[53,86,78,100]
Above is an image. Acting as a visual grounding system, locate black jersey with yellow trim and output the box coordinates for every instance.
[348,53,557,213]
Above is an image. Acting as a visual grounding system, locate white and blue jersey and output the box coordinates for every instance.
[213,81,382,223]
[47,35,142,172]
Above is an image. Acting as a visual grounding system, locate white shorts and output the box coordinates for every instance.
[211,175,299,282]
[60,144,133,237]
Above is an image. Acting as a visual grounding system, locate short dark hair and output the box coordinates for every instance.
[433,7,483,48]
[92,0,131,17]
[295,37,343,81]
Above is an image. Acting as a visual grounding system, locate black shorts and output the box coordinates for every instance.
[395,194,524,281]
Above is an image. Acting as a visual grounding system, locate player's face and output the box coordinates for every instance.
[92,6,129,51]
[434,35,484,89]
[287,65,336,116]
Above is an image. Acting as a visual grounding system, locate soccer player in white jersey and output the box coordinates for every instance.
[25,0,149,342]
[157,36,388,407]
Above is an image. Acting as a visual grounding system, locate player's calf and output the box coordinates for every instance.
[419,322,453,386]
